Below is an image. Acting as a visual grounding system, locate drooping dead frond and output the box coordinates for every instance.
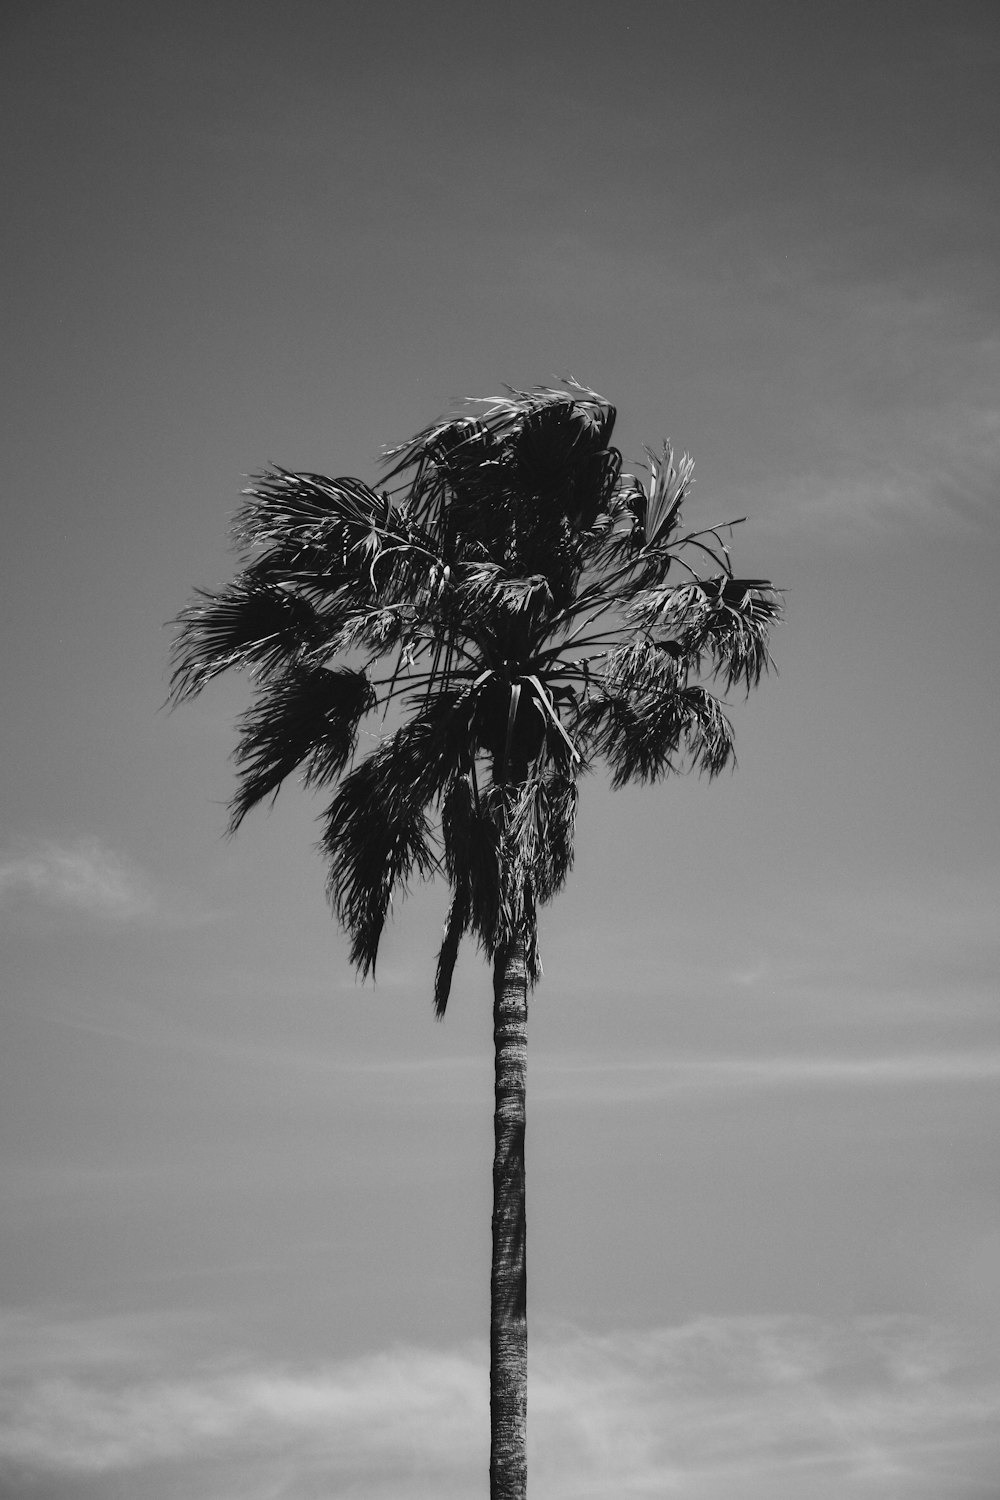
[518,770,578,906]
[431,752,578,1013]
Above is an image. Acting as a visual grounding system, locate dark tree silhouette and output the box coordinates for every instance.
[170,382,780,1499]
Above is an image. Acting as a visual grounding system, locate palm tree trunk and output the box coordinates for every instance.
[490,935,528,1500]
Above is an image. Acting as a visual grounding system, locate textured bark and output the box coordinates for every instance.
[490,937,528,1500]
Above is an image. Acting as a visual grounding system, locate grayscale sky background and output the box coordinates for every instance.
[2,3,999,1496]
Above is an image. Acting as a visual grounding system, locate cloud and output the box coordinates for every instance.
[0,1317,484,1492]
[257,1044,1000,1109]
[104,1029,999,1119]
[0,840,155,921]
[520,229,1000,542]
[529,1048,1000,1106]
[0,1312,998,1498]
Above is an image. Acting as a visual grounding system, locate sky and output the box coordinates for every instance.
[2,1,999,1495]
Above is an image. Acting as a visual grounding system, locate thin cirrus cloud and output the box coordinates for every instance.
[95,1026,1000,1116]
[0,839,156,921]
[750,373,1000,540]
[521,232,1000,540]
[299,1046,1000,1106]
[730,296,1000,541]
[110,1030,1000,1114]
[0,839,216,929]
[1,1310,997,1499]
[528,1048,1000,1107]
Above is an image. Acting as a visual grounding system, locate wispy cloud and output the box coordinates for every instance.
[550,864,1000,1030]
[77,1022,996,1115]
[0,839,213,928]
[0,839,155,921]
[750,382,1000,542]
[246,1040,1000,1108]
[520,230,1000,541]
[1,1311,997,1498]
[739,287,1000,541]
[530,1048,1000,1106]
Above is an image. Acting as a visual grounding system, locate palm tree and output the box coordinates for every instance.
[170,381,780,1499]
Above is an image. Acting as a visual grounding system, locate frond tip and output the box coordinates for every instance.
[642,442,694,547]
[168,578,326,703]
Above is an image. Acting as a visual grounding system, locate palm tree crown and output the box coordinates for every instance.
[170,381,781,1011]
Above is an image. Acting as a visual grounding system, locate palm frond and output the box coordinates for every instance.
[433,759,577,1009]
[236,469,385,554]
[626,580,710,638]
[600,636,684,697]
[522,771,578,905]
[322,753,436,979]
[382,386,620,591]
[627,578,780,691]
[679,686,736,776]
[434,772,496,1016]
[169,578,328,702]
[434,882,470,1018]
[701,580,782,692]
[237,470,442,608]
[522,896,541,987]
[381,418,508,544]
[640,442,694,548]
[228,666,374,832]
[582,682,734,788]
[321,692,471,976]
[326,605,410,658]
[442,770,503,952]
[482,379,615,439]
[511,398,622,530]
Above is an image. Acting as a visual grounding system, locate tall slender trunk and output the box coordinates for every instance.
[490,935,528,1500]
